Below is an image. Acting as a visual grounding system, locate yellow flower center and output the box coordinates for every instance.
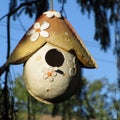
[36,28,40,32]
[47,72,52,76]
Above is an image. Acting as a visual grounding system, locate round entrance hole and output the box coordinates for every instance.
[45,49,64,67]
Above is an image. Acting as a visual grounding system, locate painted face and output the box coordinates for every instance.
[23,43,79,103]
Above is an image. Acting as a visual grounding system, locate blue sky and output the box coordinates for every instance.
[0,1,117,84]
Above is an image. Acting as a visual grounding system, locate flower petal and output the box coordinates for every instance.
[43,74,49,79]
[34,22,41,29]
[40,31,49,37]
[43,11,54,18]
[30,32,39,41]
[49,67,54,71]
[54,11,61,18]
[26,29,35,35]
[40,22,50,30]
[52,72,57,77]
[48,77,54,82]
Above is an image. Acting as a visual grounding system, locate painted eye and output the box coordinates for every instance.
[45,49,64,67]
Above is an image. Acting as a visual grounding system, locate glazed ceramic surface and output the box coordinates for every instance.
[23,43,79,103]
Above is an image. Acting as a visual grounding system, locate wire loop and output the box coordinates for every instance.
[50,0,53,10]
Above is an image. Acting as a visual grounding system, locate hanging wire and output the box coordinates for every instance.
[60,0,67,18]
[50,0,53,10]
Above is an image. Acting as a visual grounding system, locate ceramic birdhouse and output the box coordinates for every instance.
[7,10,97,104]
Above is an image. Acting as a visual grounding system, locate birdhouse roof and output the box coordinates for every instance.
[8,10,97,68]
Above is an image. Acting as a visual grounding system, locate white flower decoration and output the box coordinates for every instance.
[67,57,77,76]
[42,67,57,82]
[43,11,61,18]
[26,22,50,41]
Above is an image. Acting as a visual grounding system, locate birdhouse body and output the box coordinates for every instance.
[7,10,97,104]
[23,43,79,104]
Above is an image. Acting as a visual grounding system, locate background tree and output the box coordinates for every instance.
[51,78,119,120]
[13,75,54,120]
[8,75,120,120]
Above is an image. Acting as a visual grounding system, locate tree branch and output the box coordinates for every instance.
[0,62,9,76]
[0,1,37,20]
[0,1,38,76]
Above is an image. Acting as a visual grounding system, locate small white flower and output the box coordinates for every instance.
[26,22,50,41]
[43,11,61,18]
[42,67,57,82]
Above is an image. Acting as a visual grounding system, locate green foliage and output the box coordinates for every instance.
[14,76,119,120]
[13,76,27,110]
[1,74,119,120]
[13,75,54,119]
[52,78,119,120]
